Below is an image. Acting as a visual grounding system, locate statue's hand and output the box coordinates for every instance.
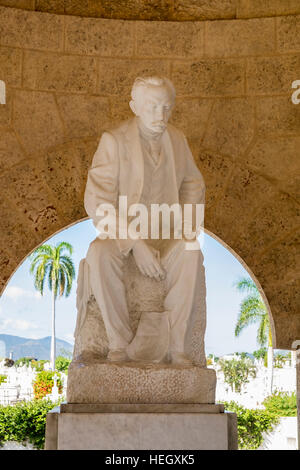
[132,240,166,281]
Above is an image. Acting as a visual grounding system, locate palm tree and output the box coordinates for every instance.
[29,242,75,371]
[234,277,273,393]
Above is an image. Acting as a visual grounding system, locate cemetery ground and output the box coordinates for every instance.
[0,352,297,450]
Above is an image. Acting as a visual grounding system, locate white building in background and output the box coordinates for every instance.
[259,417,298,450]
[211,357,296,409]
[0,359,68,405]
[214,366,297,409]
[210,358,298,450]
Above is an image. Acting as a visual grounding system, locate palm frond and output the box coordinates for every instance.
[34,261,50,296]
[234,277,258,295]
[59,257,75,279]
[234,275,271,352]
[29,253,51,275]
[64,267,74,297]
[57,241,73,256]
[47,264,56,296]
[257,313,270,347]
[58,268,66,297]
[30,244,54,260]
[234,295,266,337]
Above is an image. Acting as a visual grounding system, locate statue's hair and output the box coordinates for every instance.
[131,76,176,103]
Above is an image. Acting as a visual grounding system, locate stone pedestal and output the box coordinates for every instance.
[45,403,238,450]
[44,359,234,450]
[67,359,216,404]
[46,360,237,450]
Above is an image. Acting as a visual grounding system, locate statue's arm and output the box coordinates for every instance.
[84,132,140,257]
[179,136,205,237]
[84,131,119,233]
[179,136,205,206]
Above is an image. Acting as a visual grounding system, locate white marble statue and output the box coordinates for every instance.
[74,76,206,366]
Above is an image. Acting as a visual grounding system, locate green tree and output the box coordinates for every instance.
[31,359,48,372]
[55,355,71,373]
[274,352,291,368]
[29,242,75,371]
[234,277,273,392]
[14,357,36,367]
[253,347,267,362]
[263,391,297,417]
[219,357,257,393]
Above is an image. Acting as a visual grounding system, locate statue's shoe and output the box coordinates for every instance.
[107,349,130,362]
[170,351,193,366]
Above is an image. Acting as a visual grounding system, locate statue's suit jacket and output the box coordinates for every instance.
[84,116,205,253]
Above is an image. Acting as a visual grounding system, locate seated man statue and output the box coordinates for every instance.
[81,76,205,365]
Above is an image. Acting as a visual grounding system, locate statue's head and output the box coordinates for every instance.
[130,76,176,134]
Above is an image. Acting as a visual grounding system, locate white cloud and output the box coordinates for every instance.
[0,317,38,332]
[3,286,42,302]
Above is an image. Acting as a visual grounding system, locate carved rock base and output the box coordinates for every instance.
[66,359,216,404]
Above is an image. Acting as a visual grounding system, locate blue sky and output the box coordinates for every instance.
[0,219,263,357]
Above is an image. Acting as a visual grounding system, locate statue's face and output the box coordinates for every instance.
[133,85,174,134]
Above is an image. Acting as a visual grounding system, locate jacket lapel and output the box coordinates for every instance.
[162,126,180,194]
[124,117,144,203]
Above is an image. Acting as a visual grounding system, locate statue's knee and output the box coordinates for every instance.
[87,238,109,259]
[87,238,117,263]
[182,243,204,265]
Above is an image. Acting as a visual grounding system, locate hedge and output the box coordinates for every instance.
[223,401,279,450]
[0,399,61,449]
[262,391,297,417]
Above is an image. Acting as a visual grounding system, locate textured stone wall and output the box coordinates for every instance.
[0,6,299,349]
[1,0,300,21]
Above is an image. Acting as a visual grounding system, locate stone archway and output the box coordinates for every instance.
[0,4,299,353]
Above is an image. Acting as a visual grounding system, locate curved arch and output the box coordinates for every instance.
[1,1,300,21]
[1,216,90,292]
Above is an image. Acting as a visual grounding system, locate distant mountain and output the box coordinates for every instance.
[0,334,73,361]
